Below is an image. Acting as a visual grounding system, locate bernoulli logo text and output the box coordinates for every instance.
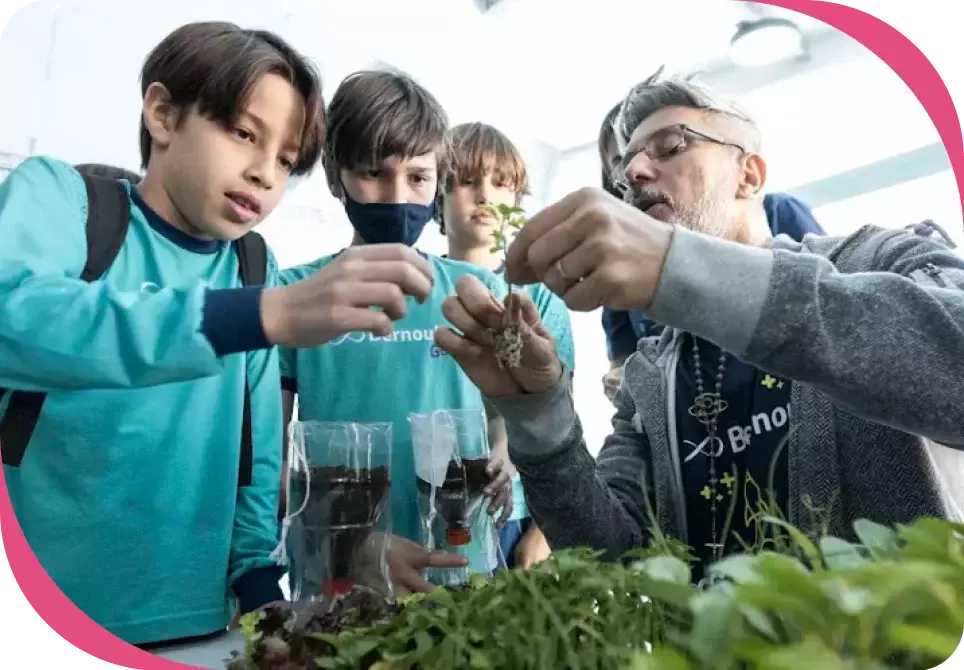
[328,327,440,347]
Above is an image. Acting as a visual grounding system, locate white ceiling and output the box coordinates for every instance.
[0,0,834,160]
[0,0,856,261]
[371,0,750,149]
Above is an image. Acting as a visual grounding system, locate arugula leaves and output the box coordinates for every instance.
[231,517,964,669]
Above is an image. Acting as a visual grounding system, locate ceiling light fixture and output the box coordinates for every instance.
[729,17,809,68]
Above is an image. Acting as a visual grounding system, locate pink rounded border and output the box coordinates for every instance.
[765,0,963,219]
[1,1,962,669]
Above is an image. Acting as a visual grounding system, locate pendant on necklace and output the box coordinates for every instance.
[688,393,728,427]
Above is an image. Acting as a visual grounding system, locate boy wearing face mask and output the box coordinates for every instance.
[278,71,513,592]
[439,122,575,570]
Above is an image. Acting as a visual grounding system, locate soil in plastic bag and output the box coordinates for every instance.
[289,465,390,591]
[416,458,489,544]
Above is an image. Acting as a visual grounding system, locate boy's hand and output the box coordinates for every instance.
[261,245,435,348]
[380,535,468,597]
[602,361,623,403]
[484,458,513,528]
[514,525,551,569]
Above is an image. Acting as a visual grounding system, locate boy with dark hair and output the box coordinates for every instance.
[280,71,513,593]
[0,23,435,644]
[439,122,575,569]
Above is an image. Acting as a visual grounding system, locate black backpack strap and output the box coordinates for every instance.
[235,231,268,286]
[1,173,130,467]
[233,231,268,488]
[80,174,132,280]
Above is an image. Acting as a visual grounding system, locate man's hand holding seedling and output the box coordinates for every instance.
[434,275,563,398]
[502,188,674,312]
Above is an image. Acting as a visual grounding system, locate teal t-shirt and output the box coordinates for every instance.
[0,157,283,644]
[279,254,506,575]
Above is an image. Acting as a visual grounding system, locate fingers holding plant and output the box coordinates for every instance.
[435,276,561,397]
[261,244,436,348]
[435,203,563,397]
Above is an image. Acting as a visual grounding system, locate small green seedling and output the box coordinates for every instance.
[479,203,527,368]
[482,203,527,259]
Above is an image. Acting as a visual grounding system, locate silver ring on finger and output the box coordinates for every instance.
[556,259,572,282]
[556,259,583,284]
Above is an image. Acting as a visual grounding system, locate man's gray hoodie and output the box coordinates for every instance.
[489,224,964,557]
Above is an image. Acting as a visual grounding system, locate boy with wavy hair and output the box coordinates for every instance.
[439,122,575,569]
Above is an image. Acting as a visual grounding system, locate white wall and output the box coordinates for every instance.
[813,170,962,247]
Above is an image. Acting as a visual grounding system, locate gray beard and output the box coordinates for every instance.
[671,187,733,240]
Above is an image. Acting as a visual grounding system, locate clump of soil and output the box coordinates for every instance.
[493,323,524,368]
[492,292,524,368]
[416,458,490,545]
[289,465,390,596]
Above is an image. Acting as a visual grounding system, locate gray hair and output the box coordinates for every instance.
[616,66,762,153]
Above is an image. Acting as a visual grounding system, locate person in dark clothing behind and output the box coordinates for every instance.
[596,100,825,401]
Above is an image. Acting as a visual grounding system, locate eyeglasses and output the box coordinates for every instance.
[609,123,745,193]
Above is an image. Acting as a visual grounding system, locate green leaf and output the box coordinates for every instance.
[625,647,693,669]
[755,637,851,670]
[819,579,871,616]
[709,554,762,584]
[684,592,740,667]
[819,536,868,571]
[737,602,782,642]
[342,637,380,658]
[737,561,835,632]
[762,516,823,569]
[469,648,495,669]
[638,555,691,584]
[636,578,698,610]
[853,519,900,559]
[886,620,963,662]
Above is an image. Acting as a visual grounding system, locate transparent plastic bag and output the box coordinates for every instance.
[410,409,505,588]
[276,421,393,605]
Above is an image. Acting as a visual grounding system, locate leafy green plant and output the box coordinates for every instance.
[480,203,526,368]
[230,517,964,670]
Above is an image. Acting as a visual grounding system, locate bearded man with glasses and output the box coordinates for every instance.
[595,83,824,403]
[432,69,964,582]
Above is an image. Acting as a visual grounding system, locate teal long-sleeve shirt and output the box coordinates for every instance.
[0,156,284,644]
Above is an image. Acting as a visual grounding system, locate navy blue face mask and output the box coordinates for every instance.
[343,192,436,247]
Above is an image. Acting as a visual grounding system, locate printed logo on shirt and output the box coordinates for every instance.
[682,401,791,463]
[329,327,441,348]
